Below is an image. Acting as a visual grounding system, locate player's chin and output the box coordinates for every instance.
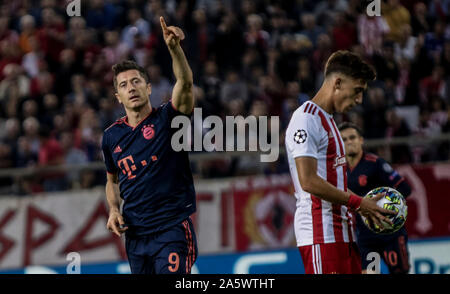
[343,104,355,113]
[127,101,146,111]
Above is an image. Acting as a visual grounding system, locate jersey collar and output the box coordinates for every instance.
[123,107,154,130]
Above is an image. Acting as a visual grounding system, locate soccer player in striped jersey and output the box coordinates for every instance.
[339,122,411,274]
[102,17,197,274]
[285,51,396,274]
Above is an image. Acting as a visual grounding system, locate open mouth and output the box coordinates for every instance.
[129,95,140,101]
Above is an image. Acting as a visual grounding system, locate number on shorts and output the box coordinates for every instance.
[168,252,180,272]
[384,251,398,266]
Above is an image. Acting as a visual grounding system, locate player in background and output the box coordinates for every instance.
[285,50,396,274]
[339,122,411,274]
[102,17,197,274]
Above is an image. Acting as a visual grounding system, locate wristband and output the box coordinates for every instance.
[347,194,362,211]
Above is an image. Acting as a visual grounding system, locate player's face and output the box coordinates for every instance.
[115,70,152,111]
[341,128,363,157]
[334,77,366,113]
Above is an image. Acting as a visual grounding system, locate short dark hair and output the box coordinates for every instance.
[324,50,376,83]
[112,60,149,91]
[338,122,363,137]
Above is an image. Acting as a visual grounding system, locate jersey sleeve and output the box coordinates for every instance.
[286,112,322,159]
[376,157,411,198]
[160,100,192,122]
[101,132,118,174]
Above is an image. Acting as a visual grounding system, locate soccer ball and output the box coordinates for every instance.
[361,187,408,234]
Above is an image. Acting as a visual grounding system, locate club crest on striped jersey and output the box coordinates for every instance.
[142,124,155,140]
[294,129,307,144]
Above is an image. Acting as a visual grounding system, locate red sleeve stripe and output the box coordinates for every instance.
[311,106,317,115]
[304,103,311,113]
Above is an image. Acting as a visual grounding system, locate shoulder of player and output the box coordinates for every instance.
[300,101,321,116]
[104,116,127,133]
[292,102,323,124]
[363,152,379,163]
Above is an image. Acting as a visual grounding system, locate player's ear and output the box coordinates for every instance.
[115,92,122,104]
[334,77,342,90]
[147,82,152,95]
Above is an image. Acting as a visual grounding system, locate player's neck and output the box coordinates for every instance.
[126,104,152,127]
[311,85,334,114]
[347,151,363,169]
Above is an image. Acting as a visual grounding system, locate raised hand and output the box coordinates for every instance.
[160,16,185,50]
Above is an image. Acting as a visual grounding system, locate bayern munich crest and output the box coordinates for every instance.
[294,129,307,144]
[142,124,155,140]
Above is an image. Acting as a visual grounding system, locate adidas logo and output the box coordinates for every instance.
[113,145,122,153]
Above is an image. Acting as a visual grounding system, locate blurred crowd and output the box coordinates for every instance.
[0,0,450,194]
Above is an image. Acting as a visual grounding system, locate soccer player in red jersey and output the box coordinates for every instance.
[285,51,396,274]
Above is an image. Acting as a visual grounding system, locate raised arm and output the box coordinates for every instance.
[160,16,194,115]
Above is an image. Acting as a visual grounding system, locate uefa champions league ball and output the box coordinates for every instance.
[361,187,408,234]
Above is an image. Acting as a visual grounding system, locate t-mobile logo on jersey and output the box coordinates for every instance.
[118,155,137,179]
[118,155,157,179]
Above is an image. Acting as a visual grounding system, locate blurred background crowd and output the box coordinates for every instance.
[0,0,449,195]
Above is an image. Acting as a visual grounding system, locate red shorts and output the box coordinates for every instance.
[298,242,361,274]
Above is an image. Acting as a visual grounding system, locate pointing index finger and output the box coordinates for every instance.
[160,16,168,32]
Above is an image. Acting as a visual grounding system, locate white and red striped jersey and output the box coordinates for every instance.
[285,101,356,247]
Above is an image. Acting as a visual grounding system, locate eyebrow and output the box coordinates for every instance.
[119,77,140,85]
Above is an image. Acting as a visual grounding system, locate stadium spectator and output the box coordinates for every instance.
[299,13,324,47]
[22,35,44,78]
[220,70,248,105]
[38,125,66,191]
[419,65,447,104]
[198,59,222,117]
[36,8,66,71]
[19,14,37,54]
[121,8,150,50]
[424,20,448,60]
[0,64,31,110]
[410,1,431,37]
[385,108,412,163]
[394,24,417,62]
[357,13,390,57]
[332,12,357,51]
[147,64,172,107]
[364,87,388,139]
[383,0,411,44]
[245,14,270,56]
